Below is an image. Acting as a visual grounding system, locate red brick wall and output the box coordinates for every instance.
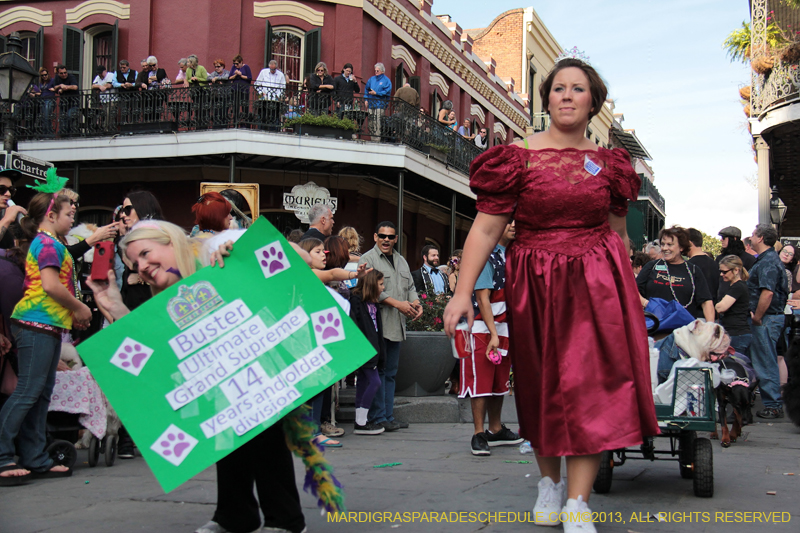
[467,9,523,90]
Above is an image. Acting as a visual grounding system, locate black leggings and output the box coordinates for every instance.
[212,423,306,533]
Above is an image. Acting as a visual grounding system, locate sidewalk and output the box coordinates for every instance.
[1,415,798,532]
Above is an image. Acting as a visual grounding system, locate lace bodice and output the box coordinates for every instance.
[470,145,640,256]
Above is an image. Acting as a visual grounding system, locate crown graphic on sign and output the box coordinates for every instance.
[167,281,224,329]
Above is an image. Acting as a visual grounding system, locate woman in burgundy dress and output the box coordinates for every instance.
[444,57,658,532]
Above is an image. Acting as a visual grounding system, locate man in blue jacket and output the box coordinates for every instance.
[364,62,392,137]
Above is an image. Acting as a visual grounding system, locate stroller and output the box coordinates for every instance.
[47,364,119,468]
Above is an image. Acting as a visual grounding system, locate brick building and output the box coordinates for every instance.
[0,0,535,263]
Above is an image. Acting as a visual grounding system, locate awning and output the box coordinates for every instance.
[610,128,652,160]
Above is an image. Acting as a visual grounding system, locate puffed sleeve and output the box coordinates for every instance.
[603,148,641,217]
[469,145,522,215]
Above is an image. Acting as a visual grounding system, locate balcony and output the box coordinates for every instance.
[7,86,484,176]
[638,175,665,215]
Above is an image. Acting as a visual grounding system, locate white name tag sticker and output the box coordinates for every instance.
[655,264,668,271]
[584,155,602,176]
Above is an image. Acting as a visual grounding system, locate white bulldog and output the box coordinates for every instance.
[673,319,730,362]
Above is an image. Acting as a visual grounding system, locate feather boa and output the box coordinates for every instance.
[282,405,346,514]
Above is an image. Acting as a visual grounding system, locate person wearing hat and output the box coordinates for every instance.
[716,226,755,270]
[0,169,26,249]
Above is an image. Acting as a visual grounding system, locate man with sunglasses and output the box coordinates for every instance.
[0,169,25,249]
[359,222,422,432]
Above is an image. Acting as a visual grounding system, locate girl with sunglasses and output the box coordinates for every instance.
[1,171,26,249]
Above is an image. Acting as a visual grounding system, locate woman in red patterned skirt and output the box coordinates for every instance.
[444,56,658,533]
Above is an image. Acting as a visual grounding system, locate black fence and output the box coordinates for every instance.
[9,86,485,175]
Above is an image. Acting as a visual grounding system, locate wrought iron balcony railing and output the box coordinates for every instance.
[8,85,485,175]
[638,175,665,214]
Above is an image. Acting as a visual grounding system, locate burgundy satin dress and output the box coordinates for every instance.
[470,145,659,456]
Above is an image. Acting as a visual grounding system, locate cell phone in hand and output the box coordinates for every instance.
[90,242,114,281]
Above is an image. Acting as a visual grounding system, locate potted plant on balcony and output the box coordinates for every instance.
[424,142,451,164]
[395,291,456,397]
[284,113,357,139]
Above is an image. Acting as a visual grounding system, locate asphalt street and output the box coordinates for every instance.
[1,413,797,533]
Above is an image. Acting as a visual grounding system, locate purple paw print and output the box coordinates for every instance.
[118,343,147,369]
[315,313,341,340]
[160,432,191,458]
[260,246,286,274]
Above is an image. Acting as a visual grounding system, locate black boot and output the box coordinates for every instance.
[117,425,135,459]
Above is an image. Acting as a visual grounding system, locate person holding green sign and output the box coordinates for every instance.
[87,220,332,533]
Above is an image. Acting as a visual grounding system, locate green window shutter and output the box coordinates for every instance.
[409,76,420,95]
[0,35,7,54]
[63,25,83,85]
[34,27,44,70]
[303,28,320,81]
[111,20,118,71]
[264,20,272,70]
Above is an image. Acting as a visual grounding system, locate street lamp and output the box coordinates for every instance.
[0,32,38,152]
[770,186,787,226]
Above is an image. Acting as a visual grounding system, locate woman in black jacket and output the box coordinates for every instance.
[308,62,335,115]
[349,270,386,435]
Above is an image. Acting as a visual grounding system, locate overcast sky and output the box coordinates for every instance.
[434,0,756,237]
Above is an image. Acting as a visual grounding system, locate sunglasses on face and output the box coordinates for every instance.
[0,185,16,196]
[719,269,731,274]
[122,205,134,216]
[68,199,79,207]
[377,233,396,240]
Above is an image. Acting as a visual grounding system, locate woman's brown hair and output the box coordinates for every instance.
[539,58,608,120]
[19,193,70,240]
[352,269,384,303]
[323,235,350,269]
[659,225,691,256]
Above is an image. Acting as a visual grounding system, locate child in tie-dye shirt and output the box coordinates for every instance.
[0,192,92,485]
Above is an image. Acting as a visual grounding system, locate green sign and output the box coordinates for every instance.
[78,218,375,492]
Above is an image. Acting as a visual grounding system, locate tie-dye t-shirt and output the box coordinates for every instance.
[11,232,75,330]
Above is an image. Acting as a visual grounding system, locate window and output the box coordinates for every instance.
[395,64,407,91]
[432,91,442,120]
[271,29,303,88]
[93,31,113,71]
[19,32,37,69]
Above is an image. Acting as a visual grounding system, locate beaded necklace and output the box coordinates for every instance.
[38,229,81,300]
[659,258,694,309]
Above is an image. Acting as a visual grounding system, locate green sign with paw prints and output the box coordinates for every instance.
[78,217,375,492]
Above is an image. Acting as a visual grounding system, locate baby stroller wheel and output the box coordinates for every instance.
[105,435,118,466]
[592,450,614,494]
[47,439,77,469]
[88,436,101,467]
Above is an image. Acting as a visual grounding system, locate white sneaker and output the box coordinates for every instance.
[532,476,565,526]
[561,496,597,533]
[195,522,262,533]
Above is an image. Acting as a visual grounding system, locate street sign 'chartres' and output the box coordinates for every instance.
[282,181,338,223]
[1,150,54,180]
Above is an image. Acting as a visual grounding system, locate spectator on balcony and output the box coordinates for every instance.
[31,68,55,134]
[447,111,458,132]
[92,65,114,102]
[364,63,392,137]
[186,55,208,87]
[140,58,148,72]
[113,60,137,92]
[458,118,476,141]
[136,56,167,90]
[394,82,419,109]
[208,59,230,84]
[173,58,188,88]
[47,65,79,135]
[28,68,47,98]
[255,60,286,127]
[228,55,252,123]
[308,62,335,115]
[437,100,456,128]
[475,126,489,150]
[333,63,360,114]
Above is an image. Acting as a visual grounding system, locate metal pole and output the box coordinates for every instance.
[755,136,770,225]
[450,192,457,254]
[3,106,16,153]
[73,163,80,194]
[229,155,235,183]
[397,171,404,254]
